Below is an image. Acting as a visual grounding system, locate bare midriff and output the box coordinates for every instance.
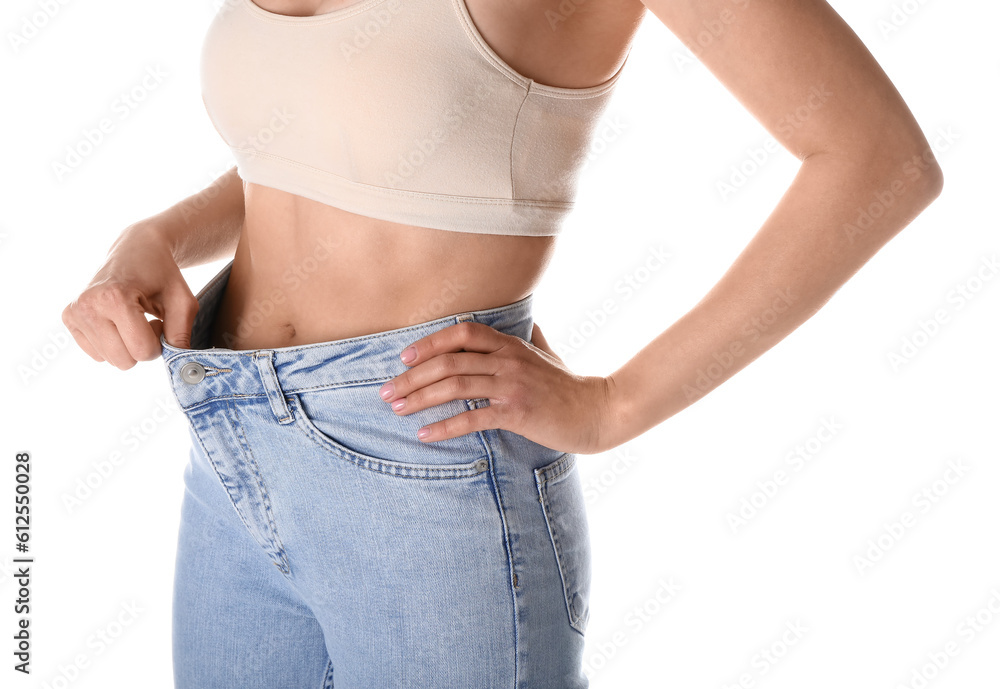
[207,188,557,348]
[208,0,645,350]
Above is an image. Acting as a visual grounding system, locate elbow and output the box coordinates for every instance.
[910,151,944,206]
[878,116,947,206]
[884,148,944,234]
[811,138,945,208]
[898,127,946,205]
[878,130,946,207]
[924,161,944,203]
[873,140,945,215]
[836,124,947,208]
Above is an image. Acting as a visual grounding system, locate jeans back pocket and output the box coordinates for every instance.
[534,453,591,635]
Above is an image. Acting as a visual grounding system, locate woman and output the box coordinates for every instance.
[61,0,943,686]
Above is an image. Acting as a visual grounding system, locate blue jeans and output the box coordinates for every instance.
[160,260,591,688]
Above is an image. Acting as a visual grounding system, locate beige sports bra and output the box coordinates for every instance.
[201,0,631,235]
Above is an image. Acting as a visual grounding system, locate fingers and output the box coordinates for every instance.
[64,321,105,363]
[63,281,192,370]
[388,374,506,416]
[63,301,126,367]
[161,282,200,349]
[113,301,167,363]
[83,317,143,370]
[148,318,164,343]
[381,351,498,401]
[398,321,508,365]
[416,405,500,443]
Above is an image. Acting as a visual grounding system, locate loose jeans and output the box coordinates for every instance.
[160,260,591,688]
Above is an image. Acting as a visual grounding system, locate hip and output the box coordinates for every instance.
[160,258,570,476]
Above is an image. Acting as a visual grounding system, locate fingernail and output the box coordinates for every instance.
[392,398,406,412]
[380,382,394,399]
[400,347,417,364]
[417,427,431,439]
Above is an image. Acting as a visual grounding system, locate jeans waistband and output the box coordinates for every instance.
[160,259,535,412]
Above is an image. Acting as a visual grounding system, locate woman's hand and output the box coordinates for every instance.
[61,224,199,370]
[378,320,620,455]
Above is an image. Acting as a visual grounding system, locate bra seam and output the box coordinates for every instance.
[509,86,532,200]
[235,147,574,209]
[448,0,625,100]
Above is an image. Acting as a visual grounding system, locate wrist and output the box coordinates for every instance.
[111,218,177,261]
[595,372,632,454]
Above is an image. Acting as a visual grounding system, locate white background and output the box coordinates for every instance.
[1,0,998,687]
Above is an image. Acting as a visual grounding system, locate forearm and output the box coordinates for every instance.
[602,146,943,449]
[108,166,246,269]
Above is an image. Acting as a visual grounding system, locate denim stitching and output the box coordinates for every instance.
[179,393,270,412]
[186,420,279,572]
[176,381,494,410]
[537,452,574,483]
[283,377,397,392]
[226,401,291,574]
[296,423,487,480]
[474,428,520,687]
[290,397,490,480]
[535,474,575,629]
[254,351,293,423]
[534,457,585,635]
[321,658,335,689]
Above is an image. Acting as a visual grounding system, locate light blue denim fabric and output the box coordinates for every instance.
[160,260,591,688]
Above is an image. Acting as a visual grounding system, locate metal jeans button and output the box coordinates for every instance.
[180,361,206,384]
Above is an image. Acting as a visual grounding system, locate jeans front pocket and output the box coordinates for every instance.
[534,452,591,635]
[288,386,492,480]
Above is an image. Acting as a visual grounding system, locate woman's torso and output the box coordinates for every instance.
[208,0,646,350]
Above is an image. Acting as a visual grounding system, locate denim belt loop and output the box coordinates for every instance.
[254,350,294,424]
[455,312,476,323]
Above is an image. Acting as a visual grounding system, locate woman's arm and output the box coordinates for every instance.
[601,0,943,449]
[112,165,246,269]
[374,0,943,455]
[62,166,246,368]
